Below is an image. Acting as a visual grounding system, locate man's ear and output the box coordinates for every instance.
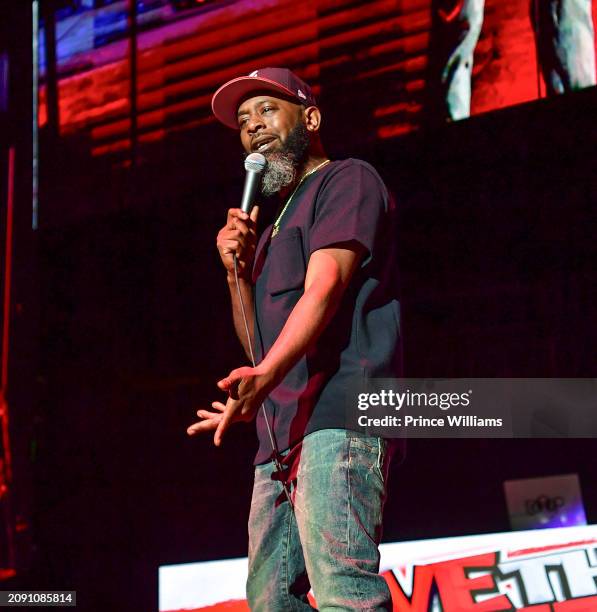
[303,106,322,133]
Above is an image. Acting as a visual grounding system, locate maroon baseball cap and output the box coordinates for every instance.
[211,67,318,129]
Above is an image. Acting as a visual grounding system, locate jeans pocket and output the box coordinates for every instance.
[349,435,387,485]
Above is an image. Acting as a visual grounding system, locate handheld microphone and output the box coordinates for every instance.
[240,153,267,213]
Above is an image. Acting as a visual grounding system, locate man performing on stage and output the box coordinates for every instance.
[187,68,401,611]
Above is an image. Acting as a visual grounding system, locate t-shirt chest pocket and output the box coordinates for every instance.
[264,227,307,296]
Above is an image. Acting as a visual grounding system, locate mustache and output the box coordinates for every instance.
[242,121,310,163]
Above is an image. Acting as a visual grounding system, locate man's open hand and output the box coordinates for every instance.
[186,364,275,446]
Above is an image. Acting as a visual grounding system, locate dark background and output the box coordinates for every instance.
[1,2,596,611]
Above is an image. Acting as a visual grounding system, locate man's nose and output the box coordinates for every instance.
[247,114,265,134]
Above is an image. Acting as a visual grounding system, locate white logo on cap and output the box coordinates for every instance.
[249,70,259,77]
[297,89,307,99]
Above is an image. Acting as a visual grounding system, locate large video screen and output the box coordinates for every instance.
[159,524,597,611]
[39,0,597,157]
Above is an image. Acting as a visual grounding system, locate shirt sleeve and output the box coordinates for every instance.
[308,161,387,265]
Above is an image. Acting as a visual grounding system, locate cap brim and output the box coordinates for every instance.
[211,76,299,129]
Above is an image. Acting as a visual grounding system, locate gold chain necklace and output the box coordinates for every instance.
[271,159,331,237]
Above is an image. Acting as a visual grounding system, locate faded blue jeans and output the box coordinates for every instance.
[246,429,394,611]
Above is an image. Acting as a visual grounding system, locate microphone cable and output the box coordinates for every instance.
[232,252,294,509]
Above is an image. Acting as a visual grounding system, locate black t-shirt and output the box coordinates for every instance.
[252,158,401,464]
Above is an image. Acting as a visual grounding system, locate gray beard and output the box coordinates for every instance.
[260,152,296,196]
[258,120,310,196]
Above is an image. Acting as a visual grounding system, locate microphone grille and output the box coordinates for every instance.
[244,152,267,173]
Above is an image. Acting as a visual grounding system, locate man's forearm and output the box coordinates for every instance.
[227,273,255,361]
[256,245,364,389]
[258,273,343,388]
